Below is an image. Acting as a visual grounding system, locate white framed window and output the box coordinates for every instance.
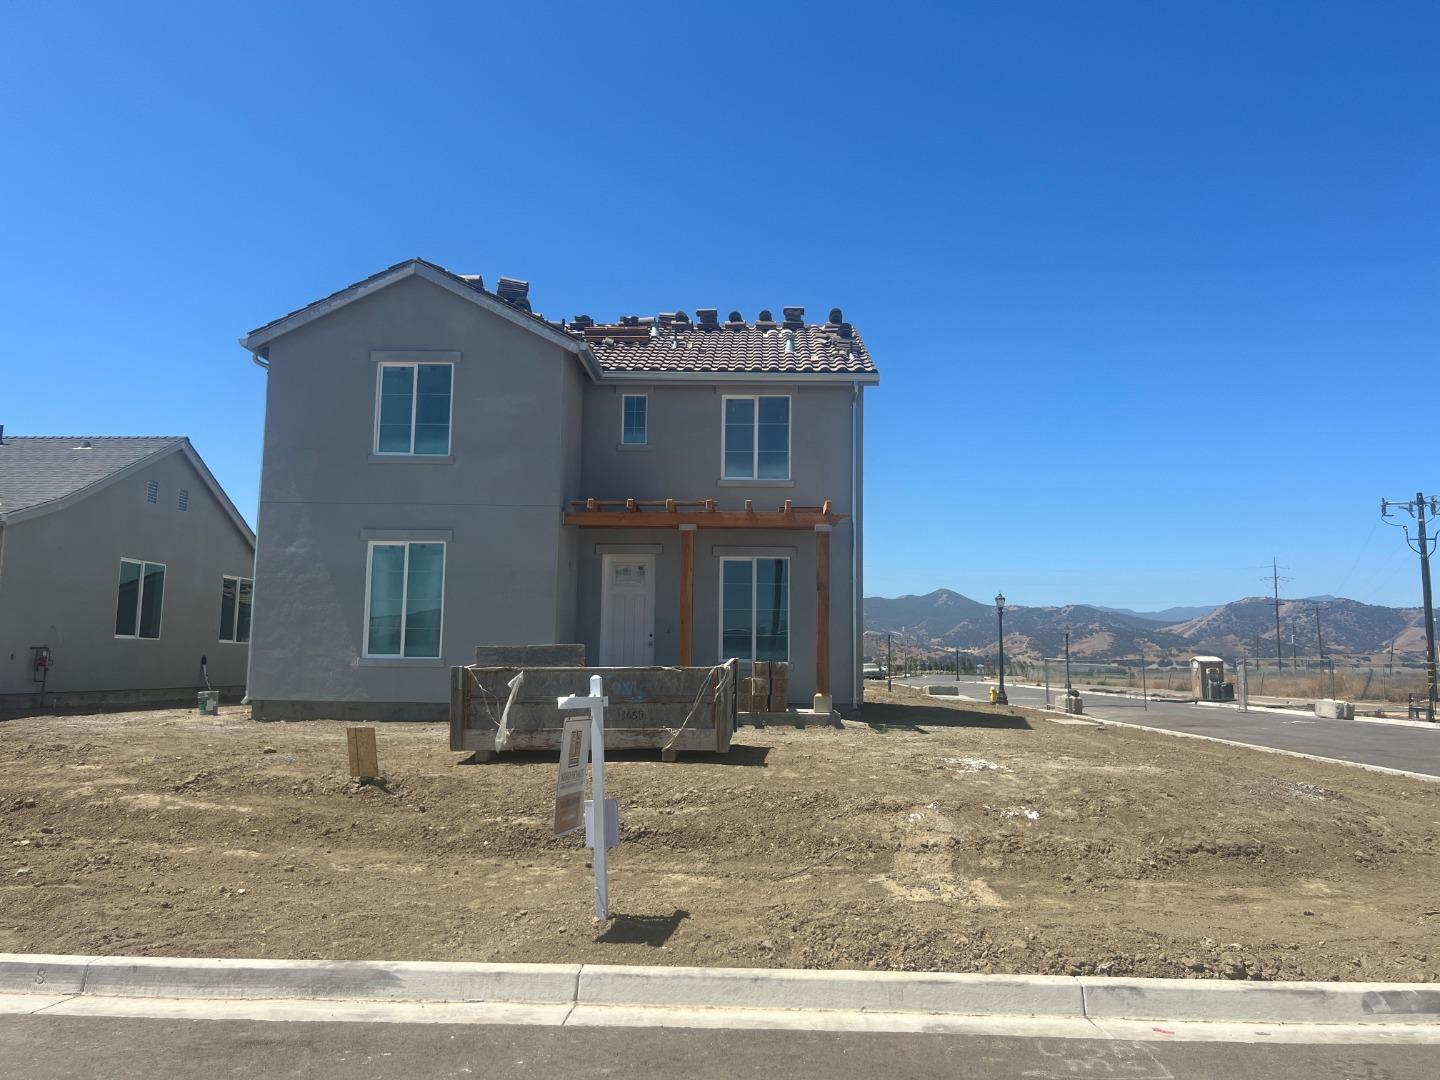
[115,558,165,639]
[219,576,253,643]
[621,393,648,445]
[722,395,790,479]
[363,541,446,658]
[719,556,789,663]
[374,362,453,456]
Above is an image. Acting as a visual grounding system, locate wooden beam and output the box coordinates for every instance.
[564,510,847,530]
[679,527,695,666]
[815,528,831,698]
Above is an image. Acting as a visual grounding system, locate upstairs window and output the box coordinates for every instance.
[364,541,446,658]
[722,395,790,479]
[115,559,165,639]
[375,363,453,455]
[621,394,648,445]
[219,576,253,643]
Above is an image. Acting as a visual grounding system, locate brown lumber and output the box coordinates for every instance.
[564,510,846,530]
[816,527,831,698]
[346,727,380,780]
[679,528,695,665]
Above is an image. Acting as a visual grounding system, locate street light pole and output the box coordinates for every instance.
[995,593,1009,705]
[1064,629,1072,691]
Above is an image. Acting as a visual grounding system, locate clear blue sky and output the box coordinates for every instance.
[4,2,1436,610]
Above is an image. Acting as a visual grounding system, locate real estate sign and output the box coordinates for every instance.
[553,717,590,836]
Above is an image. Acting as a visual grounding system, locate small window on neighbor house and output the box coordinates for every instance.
[177,488,189,512]
[375,363,453,455]
[364,541,446,658]
[722,395,790,479]
[115,559,165,639]
[219,576,253,643]
[146,479,158,503]
[622,394,647,445]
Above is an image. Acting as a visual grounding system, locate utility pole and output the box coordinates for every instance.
[955,645,960,683]
[1314,608,1324,668]
[1291,617,1298,666]
[1381,493,1439,721]
[886,633,892,693]
[1270,557,1285,671]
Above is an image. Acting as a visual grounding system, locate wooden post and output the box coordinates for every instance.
[346,727,380,780]
[815,525,832,699]
[679,524,696,666]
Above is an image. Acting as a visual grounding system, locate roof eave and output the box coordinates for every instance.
[240,260,598,377]
[592,369,879,386]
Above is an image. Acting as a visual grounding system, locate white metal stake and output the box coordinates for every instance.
[588,674,609,921]
[557,674,610,921]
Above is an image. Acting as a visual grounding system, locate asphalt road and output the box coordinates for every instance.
[898,676,1440,778]
[4,1015,1436,1080]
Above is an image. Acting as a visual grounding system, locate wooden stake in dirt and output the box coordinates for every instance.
[346,727,380,781]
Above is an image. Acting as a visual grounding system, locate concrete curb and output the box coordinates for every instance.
[1,954,1437,1026]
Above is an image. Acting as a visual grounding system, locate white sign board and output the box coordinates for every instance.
[553,717,590,836]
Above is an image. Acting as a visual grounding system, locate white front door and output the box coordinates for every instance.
[600,554,655,666]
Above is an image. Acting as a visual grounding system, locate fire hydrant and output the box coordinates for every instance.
[988,686,999,705]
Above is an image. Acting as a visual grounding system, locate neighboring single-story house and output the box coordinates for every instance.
[240,259,878,721]
[0,433,256,710]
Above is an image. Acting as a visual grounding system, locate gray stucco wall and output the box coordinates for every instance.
[576,382,862,705]
[0,449,255,697]
[247,274,580,718]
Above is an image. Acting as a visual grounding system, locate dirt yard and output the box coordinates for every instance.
[3,685,1437,981]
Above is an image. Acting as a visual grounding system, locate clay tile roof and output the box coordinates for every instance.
[575,322,877,378]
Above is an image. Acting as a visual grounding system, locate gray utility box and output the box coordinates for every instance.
[450,655,738,760]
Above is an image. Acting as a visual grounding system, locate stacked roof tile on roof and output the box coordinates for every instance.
[575,322,876,376]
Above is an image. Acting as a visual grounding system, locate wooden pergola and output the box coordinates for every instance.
[563,498,847,700]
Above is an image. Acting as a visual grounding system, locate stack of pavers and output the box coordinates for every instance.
[737,661,790,716]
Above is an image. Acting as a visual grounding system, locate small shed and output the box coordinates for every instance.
[1190,656,1226,700]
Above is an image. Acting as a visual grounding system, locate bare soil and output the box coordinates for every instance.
[3,685,1437,981]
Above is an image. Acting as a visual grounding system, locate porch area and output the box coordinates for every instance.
[565,498,848,708]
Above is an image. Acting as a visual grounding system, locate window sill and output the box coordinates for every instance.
[356,656,447,668]
[615,443,650,452]
[716,478,795,488]
[368,454,455,465]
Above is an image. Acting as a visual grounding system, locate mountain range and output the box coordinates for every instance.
[863,589,1429,662]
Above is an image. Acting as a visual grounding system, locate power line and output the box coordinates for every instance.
[1264,558,1292,671]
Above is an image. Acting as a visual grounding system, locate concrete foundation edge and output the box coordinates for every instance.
[250,700,449,723]
[1,954,1436,1025]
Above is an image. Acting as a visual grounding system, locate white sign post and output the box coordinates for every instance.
[557,674,610,921]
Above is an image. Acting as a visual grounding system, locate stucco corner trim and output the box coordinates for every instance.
[367,454,455,466]
[359,528,454,542]
[371,350,463,364]
[710,545,798,557]
[592,543,664,555]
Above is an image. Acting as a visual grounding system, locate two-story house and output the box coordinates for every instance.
[240,259,877,722]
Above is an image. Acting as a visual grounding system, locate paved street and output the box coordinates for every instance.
[899,676,1440,778]
[4,1014,1437,1080]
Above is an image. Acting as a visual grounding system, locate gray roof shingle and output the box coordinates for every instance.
[0,436,183,518]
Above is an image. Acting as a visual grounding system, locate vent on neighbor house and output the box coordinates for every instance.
[146,480,158,504]
[783,307,805,329]
[178,488,189,512]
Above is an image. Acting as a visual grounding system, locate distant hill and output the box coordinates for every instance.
[864,589,1428,662]
[1093,604,1219,623]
